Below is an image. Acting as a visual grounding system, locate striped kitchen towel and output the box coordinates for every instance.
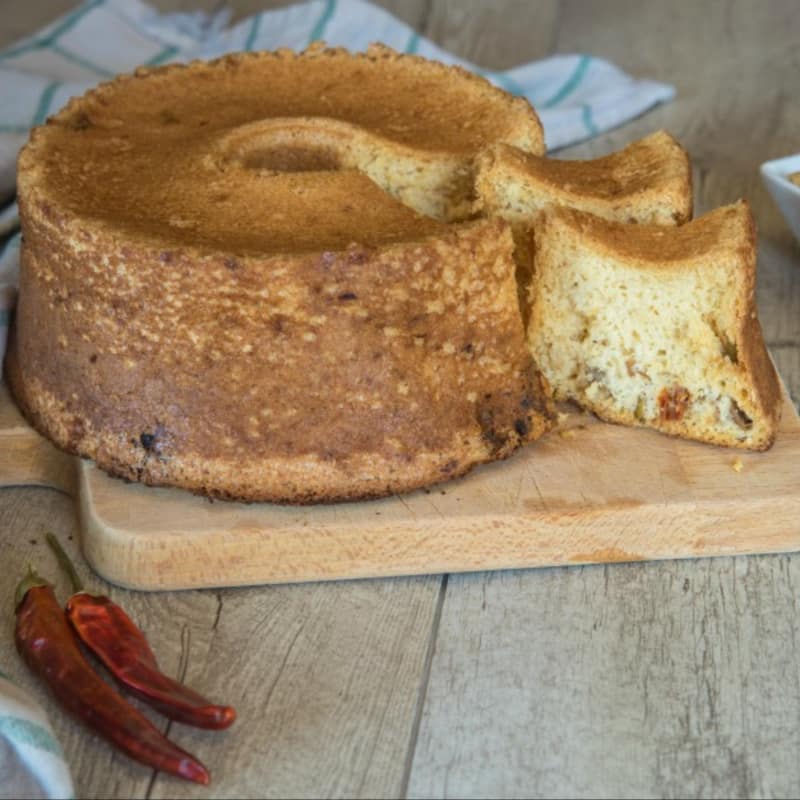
[0,0,675,365]
[0,669,74,800]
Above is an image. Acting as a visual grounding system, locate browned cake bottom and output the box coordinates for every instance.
[5,346,553,504]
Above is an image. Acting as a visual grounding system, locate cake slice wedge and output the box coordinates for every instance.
[528,201,781,450]
[475,130,693,228]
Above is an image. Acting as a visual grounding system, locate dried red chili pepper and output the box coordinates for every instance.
[14,567,210,785]
[46,534,235,731]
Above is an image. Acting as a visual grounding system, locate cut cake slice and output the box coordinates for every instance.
[528,201,781,450]
[475,130,693,228]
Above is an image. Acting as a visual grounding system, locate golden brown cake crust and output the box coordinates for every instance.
[11,46,554,503]
[17,44,545,243]
[7,215,554,502]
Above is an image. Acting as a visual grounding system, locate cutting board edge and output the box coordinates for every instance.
[79,491,800,591]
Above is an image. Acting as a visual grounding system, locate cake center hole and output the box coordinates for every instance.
[241,145,341,173]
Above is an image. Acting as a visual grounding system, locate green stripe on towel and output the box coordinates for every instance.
[491,71,525,97]
[541,54,591,108]
[404,31,420,53]
[245,15,261,51]
[30,0,106,47]
[52,42,113,77]
[32,81,61,126]
[0,716,63,757]
[146,44,179,66]
[309,0,336,43]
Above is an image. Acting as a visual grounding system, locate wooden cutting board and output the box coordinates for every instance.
[2,380,800,590]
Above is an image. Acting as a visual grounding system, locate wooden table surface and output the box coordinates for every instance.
[2,1,800,798]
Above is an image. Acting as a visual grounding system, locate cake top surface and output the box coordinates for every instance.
[18,45,543,256]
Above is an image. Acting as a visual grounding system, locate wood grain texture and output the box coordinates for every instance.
[0,0,78,49]
[148,575,443,799]
[408,555,800,799]
[404,2,800,798]
[424,0,559,67]
[758,238,800,405]
[0,384,76,495]
[0,487,444,799]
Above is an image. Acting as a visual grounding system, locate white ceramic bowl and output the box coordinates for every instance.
[761,153,800,244]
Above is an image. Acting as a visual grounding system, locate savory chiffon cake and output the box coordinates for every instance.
[7,45,554,503]
[528,202,781,450]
